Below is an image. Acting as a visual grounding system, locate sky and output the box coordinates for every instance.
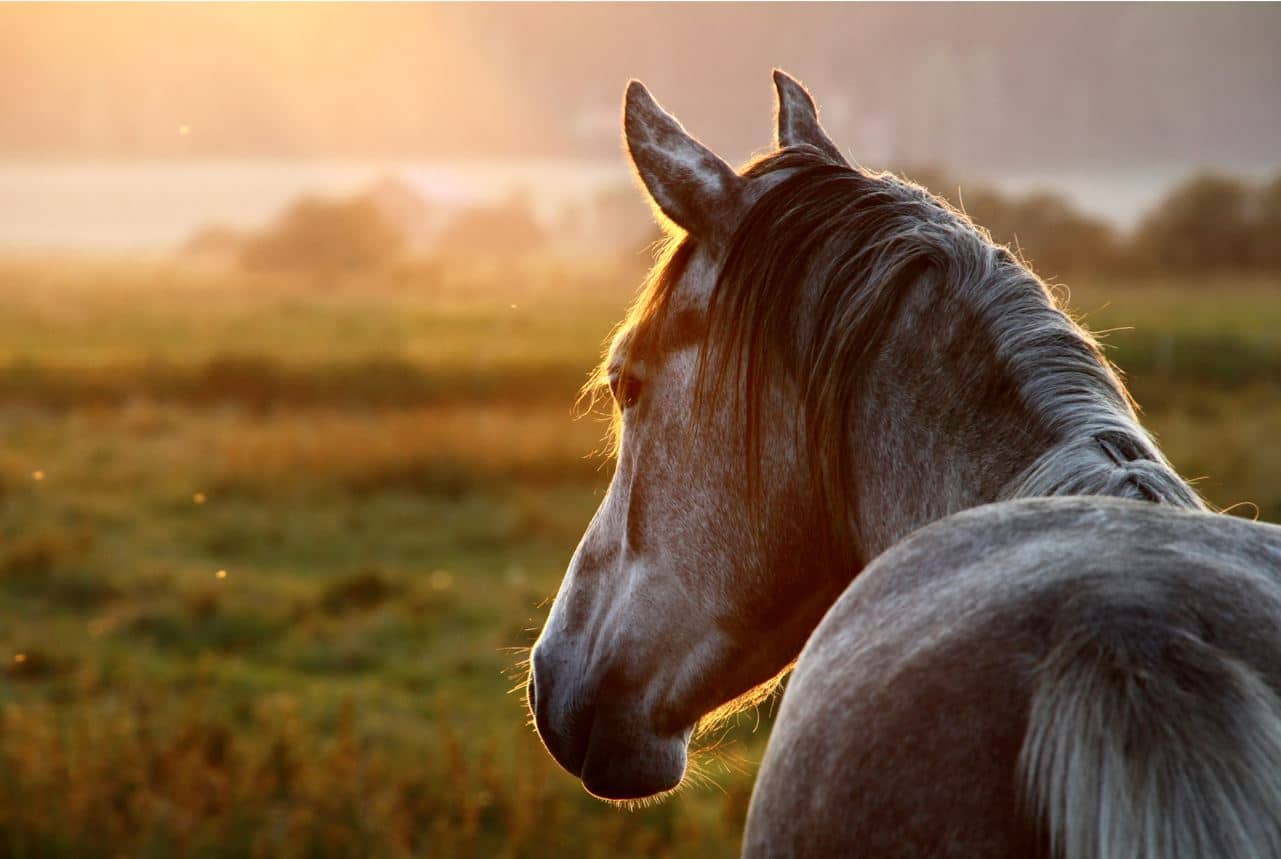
[3,3,1280,170]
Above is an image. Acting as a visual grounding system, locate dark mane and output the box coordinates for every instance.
[596,147,1202,553]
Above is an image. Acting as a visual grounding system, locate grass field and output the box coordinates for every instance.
[1,256,1279,858]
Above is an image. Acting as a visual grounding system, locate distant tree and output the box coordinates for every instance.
[899,167,1120,277]
[968,190,1121,277]
[361,176,439,251]
[586,184,663,251]
[435,191,546,260]
[1133,173,1254,273]
[180,223,244,263]
[240,196,404,275]
[1253,173,1281,271]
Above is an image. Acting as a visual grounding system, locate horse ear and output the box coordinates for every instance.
[773,69,848,166]
[624,80,744,241]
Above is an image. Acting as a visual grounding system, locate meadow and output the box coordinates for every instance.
[0,254,1279,858]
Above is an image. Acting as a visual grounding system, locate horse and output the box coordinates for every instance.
[527,70,1281,858]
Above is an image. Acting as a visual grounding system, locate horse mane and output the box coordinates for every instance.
[593,146,1203,552]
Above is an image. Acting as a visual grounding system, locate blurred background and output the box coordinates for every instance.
[1,4,1279,857]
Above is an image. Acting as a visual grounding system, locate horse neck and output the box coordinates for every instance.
[843,264,1201,565]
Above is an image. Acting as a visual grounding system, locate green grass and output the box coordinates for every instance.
[0,259,1278,857]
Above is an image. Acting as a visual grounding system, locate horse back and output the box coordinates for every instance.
[744,497,1281,858]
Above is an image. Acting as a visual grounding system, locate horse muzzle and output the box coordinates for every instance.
[529,639,690,800]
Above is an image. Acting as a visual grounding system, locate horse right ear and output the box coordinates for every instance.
[623,80,744,243]
[773,70,848,166]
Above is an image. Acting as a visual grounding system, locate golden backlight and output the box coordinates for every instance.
[0,5,1278,858]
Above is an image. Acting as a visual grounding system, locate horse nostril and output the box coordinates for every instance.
[529,645,596,778]
[549,697,596,778]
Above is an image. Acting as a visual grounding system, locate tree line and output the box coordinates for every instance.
[183,170,1281,279]
[910,168,1281,278]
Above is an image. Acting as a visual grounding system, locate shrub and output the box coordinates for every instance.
[1253,173,1281,270]
[435,192,546,261]
[180,223,244,263]
[1133,173,1254,273]
[964,188,1121,276]
[240,196,404,276]
[901,167,1120,276]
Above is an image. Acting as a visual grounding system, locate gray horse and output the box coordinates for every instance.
[528,71,1281,858]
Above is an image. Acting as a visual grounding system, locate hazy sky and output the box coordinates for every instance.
[3,3,1280,169]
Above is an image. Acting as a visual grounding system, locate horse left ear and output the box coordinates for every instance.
[773,69,848,166]
[624,80,745,243]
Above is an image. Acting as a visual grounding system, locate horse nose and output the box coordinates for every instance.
[530,642,595,778]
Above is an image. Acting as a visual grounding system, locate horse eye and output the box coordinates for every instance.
[610,374,643,410]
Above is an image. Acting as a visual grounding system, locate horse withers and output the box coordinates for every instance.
[528,70,1281,857]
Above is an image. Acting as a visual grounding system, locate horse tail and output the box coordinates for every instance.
[1020,616,1281,859]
